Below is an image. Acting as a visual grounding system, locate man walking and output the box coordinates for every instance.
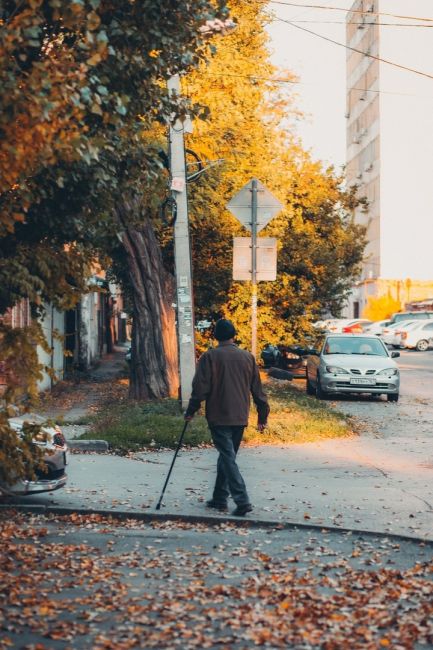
[184,319,269,516]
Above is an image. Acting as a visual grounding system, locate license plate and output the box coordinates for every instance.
[350,378,376,386]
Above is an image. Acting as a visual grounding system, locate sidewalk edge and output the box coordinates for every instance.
[0,503,431,545]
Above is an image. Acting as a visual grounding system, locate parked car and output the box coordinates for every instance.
[379,320,417,348]
[399,319,433,351]
[261,344,281,368]
[341,319,372,333]
[389,311,433,324]
[306,334,400,401]
[325,319,350,333]
[0,415,68,496]
[261,344,315,377]
[196,319,212,332]
[326,319,371,334]
[312,318,338,330]
[362,319,391,335]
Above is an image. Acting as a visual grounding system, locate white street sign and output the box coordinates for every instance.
[233,238,277,281]
[227,179,283,233]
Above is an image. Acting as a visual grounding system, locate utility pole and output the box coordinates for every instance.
[251,180,258,359]
[168,74,196,409]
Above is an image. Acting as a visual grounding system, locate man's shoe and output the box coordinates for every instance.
[232,503,253,517]
[206,499,228,512]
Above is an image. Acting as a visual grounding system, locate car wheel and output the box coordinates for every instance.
[387,393,399,402]
[416,339,429,352]
[316,374,328,400]
[306,373,315,395]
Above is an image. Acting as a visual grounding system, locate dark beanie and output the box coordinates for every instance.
[214,319,236,341]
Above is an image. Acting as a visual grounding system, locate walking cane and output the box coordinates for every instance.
[155,420,189,510]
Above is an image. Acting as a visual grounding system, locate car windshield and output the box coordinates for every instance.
[323,337,388,357]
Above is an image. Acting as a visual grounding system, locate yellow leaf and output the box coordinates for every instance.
[87,10,101,31]
[87,52,102,66]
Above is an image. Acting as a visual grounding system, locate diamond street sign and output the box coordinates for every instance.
[226,179,283,233]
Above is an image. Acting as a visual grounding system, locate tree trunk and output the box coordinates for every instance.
[116,196,179,400]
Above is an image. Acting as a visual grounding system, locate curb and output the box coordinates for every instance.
[67,440,109,452]
[0,503,431,546]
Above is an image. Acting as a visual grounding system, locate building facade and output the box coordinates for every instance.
[0,279,127,396]
[345,0,433,317]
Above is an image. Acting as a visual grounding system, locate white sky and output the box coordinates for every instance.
[266,1,433,169]
[266,0,354,169]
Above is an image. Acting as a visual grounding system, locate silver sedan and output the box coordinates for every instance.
[1,414,68,496]
[306,334,400,402]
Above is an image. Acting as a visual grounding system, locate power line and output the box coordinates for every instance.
[201,70,433,99]
[292,20,433,28]
[270,15,433,81]
[268,1,433,23]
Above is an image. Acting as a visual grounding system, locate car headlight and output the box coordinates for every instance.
[377,368,399,376]
[326,366,349,374]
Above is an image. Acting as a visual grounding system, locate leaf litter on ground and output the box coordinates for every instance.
[0,510,431,650]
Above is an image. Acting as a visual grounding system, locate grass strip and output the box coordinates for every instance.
[78,376,354,454]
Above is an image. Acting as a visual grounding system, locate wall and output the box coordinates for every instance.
[346,0,381,279]
[379,0,433,279]
[37,305,65,391]
[78,292,102,371]
[343,278,433,319]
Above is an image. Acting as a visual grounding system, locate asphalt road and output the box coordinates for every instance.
[324,348,433,442]
[1,511,432,650]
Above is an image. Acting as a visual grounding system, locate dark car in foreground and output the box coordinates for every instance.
[306,334,400,401]
[1,415,68,496]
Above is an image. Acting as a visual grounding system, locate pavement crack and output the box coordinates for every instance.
[398,488,433,513]
[352,450,389,478]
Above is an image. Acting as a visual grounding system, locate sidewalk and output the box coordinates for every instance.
[40,344,129,439]
[4,346,432,542]
[3,436,432,540]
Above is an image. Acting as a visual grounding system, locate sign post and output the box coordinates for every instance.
[251,180,258,357]
[227,179,283,358]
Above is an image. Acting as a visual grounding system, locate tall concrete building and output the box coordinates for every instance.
[345,0,433,317]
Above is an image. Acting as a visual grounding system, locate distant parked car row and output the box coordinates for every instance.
[313,312,433,351]
[380,319,433,351]
[314,318,373,334]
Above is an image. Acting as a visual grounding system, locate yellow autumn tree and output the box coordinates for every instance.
[362,295,402,321]
[184,0,367,350]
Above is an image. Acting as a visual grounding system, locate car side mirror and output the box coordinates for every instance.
[391,351,400,358]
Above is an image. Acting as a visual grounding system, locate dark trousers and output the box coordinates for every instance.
[209,425,250,507]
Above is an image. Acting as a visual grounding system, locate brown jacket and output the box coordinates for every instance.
[185,341,270,426]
